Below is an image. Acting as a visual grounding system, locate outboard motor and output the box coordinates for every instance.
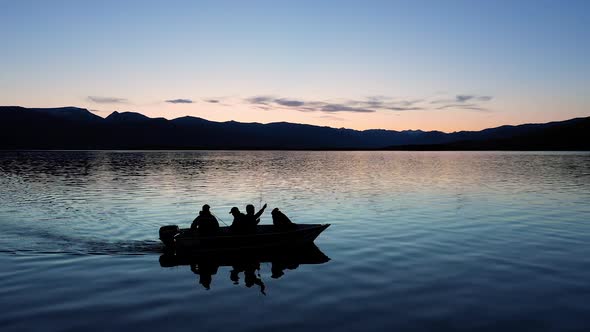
[159,225,180,248]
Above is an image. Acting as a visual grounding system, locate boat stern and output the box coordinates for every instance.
[159,225,180,248]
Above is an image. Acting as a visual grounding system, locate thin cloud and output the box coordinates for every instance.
[246,96,274,105]
[244,93,493,113]
[436,103,489,111]
[432,94,493,104]
[203,97,234,107]
[320,104,375,113]
[165,99,193,104]
[456,95,475,102]
[245,96,376,113]
[275,98,305,107]
[461,106,488,111]
[88,96,127,104]
[349,97,425,111]
[387,106,425,111]
[428,94,493,111]
[254,105,273,111]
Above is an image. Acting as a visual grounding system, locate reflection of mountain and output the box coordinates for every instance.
[159,244,330,292]
[1,106,588,150]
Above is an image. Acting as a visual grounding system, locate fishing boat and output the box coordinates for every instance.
[159,223,330,253]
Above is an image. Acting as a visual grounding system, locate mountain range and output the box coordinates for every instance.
[1,106,588,150]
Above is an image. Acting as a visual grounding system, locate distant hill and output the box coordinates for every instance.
[386,117,590,151]
[0,106,588,150]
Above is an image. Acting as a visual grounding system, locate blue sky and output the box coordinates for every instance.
[1,0,588,131]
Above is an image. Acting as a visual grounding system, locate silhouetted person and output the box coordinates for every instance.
[230,203,267,232]
[190,261,219,290]
[191,204,219,234]
[229,207,246,232]
[271,208,296,229]
[231,262,265,295]
[244,264,266,295]
[244,203,267,226]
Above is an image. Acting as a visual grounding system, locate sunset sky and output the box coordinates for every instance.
[1,0,588,132]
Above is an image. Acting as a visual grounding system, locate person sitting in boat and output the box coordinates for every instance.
[245,203,267,226]
[191,204,219,233]
[229,207,247,231]
[230,203,267,232]
[271,208,296,229]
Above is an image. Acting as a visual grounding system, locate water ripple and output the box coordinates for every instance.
[1,151,590,331]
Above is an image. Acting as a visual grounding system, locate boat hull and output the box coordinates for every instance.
[166,224,329,253]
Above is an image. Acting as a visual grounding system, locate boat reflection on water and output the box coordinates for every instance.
[159,244,330,294]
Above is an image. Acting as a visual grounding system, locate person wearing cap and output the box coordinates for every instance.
[229,207,246,231]
[191,204,219,234]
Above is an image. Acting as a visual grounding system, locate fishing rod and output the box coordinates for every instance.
[211,212,229,227]
[258,174,264,209]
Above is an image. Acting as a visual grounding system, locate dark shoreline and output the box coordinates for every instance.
[2,106,589,151]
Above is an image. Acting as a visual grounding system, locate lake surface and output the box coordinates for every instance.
[1,151,589,332]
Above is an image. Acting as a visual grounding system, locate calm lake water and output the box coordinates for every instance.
[1,151,589,331]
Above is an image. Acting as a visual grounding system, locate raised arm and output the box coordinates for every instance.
[254,203,267,219]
